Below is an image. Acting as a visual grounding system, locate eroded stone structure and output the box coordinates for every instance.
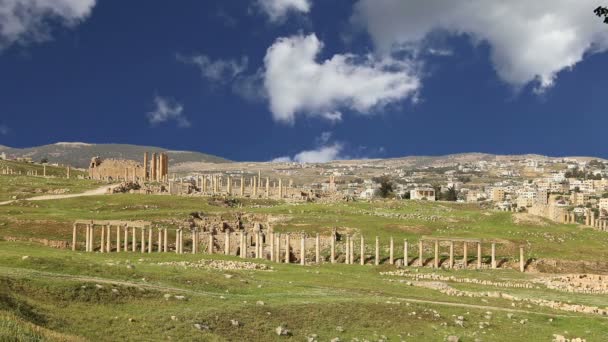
[88,152,168,182]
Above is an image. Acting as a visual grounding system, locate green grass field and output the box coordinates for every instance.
[1,167,608,341]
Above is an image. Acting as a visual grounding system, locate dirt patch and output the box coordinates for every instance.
[385,224,433,234]
[512,213,549,227]
[528,259,608,275]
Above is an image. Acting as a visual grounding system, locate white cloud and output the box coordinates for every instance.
[273,143,344,163]
[257,0,311,22]
[0,124,8,135]
[352,0,608,91]
[177,54,248,83]
[263,33,421,124]
[147,96,190,128]
[0,0,96,49]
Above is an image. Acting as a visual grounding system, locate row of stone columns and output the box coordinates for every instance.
[197,174,292,199]
[75,223,170,253]
[73,223,527,272]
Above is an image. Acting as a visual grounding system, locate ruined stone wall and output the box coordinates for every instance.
[89,159,146,181]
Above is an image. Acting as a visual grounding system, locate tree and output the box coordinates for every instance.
[595,6,608,23]
[40,157,48,164]
[444,186,458,201]
[377,176,394,198]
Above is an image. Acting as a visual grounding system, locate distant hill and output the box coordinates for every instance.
[0,142,231,168]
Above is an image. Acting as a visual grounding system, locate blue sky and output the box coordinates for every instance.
[0,0,607,161]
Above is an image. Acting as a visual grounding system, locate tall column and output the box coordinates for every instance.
[389,237,394,265]
[105,225,110,252]
[239,233,244,258]
[449,241,454,269]
[151,153,157,181]
[434,240,439,268]
[265,177,269,198]
[403,239,408,266]
[72,224,77,251]
[148,227,152,253]
[227,176,232,195]
[350,237,354,264]
[360,236,365,265]
[192,230,197,254]
[143,152,149,180]
[43,165,46,177]
[285,234,290,264]
[240,177,244,197]
[279,179,283,198]
[315,233,320,264]
[269,232,274,261]
[132,227,137,252]
[90,225,95,252]
[477,242,482,269]
[519,246,525,273]
[158,229,162,253]
[100,225,105,253]
[208,234,214,254]
[491,243,496,269]
[142,228,146,253]
[225,231,230,255]
[255,232,260,258]
[300,234,306,266]
[163,228,168,252]
[330,234,335,263]
[375,236,380,266]
[124,226,128,251]
[116,225,121,253]
[345,235,350,264]
[463,242,468,268]
[419,240,424,267]
[275,233,281,262]
[179,229,184,254]
[85,225,90,252]
[253,177,257,197]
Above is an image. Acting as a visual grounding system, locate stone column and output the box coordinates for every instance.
[434,240,439,268]
[300,234,306,266]
[225,231,230,255]
[148,227,152,253]
[279,179,283,198]
[192,230,197,254]
[350,237,354,264]
[90,225,95,252]
[179,229,184,254]
[265,177,270,198]
[253,177,257,197]
[85,225,89,252]
[151,153,157,181]
[477,242,482,269]
[139,228,144,253]
[449,241,454,269]
[463,242,468,268]
[239,233,245,258]
[72,224,77,251]
[315,233,320,264]
[157,229,162,253]
[491,243,496,269]
[275,233,281,262]
[163,228,168,252]
[269,232,274,260]
[519,246,525,272]
[285,234,290,264]
[208,234,214,254]
[255,232,260,258]
[124,226,128,251]
[240,177,244,197]
[389,237,394,265]
[360,236,365,265]
[419,240,424,267]
[375,236,380,266]
[227,176,232,195]
[105,225,110,252]
[345,235,350,264]
[116,225,123,253]
[403,239,408,266]
[43,165,46,177]
[330,234,335,264]
[100,225,105,253]
[132,227,137,252]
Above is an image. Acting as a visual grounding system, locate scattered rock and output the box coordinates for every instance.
[446,336,460,342]
[256,301,265,306]
[275,326,291,336]
[193,323,210,331]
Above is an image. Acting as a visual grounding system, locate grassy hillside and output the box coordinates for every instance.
[2,143,230,168]
[0,160,103,201]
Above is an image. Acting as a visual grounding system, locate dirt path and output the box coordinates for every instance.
[0,266,588,319]
[0,184,120,206]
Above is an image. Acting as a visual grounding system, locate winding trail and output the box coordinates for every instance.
[0,184,121,206]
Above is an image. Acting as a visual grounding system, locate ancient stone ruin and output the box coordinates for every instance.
[88,152,168,182]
